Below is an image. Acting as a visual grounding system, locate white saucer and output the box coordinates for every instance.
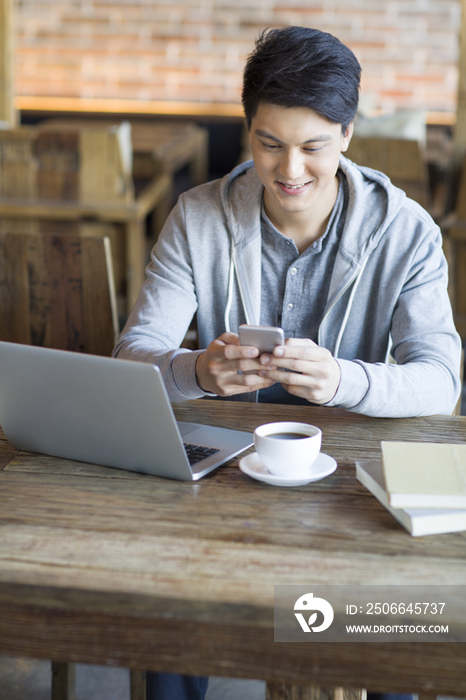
[239,451,337,487]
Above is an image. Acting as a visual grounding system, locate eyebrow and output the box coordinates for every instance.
[254,129,333,144]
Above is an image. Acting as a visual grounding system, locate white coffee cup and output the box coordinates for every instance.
[254,421,322,477]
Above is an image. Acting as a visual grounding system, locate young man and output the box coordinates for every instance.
[113,25,461,700]
[114,26,461,418]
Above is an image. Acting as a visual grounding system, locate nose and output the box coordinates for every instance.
[279,149,306,182]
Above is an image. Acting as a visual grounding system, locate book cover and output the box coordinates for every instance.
[356,460,466,537]
[381,441,466,509]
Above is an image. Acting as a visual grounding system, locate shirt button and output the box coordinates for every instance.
[290,267,298,276]
[286,303,294,311]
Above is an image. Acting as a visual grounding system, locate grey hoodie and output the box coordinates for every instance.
[113,157,461,417]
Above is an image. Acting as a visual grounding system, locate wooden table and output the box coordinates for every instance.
[0,400,465,698]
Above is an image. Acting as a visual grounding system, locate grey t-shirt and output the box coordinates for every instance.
[258,172,348,403]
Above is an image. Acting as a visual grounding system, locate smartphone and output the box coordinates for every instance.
[238,324,285,354]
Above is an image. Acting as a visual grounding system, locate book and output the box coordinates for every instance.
[381,441,466,509]
[356,460,466,537]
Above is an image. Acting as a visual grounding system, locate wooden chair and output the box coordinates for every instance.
[0,230,119,699]
[0,124,173,314]
[38,117,210,189]
[345,135,430,209]
[129,119,209,186]
[36,117,209,266]
[453,348,465,416]
[0,232,119,356]
[441,153,466,339]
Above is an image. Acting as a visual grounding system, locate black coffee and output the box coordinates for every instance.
[268,432,309,440]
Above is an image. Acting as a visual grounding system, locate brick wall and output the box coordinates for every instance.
[14,0,462,115]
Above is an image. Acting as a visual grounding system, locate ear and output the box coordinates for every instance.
[341,122,354,153]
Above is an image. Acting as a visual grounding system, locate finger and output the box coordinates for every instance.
[281,383,315,400]
[216,331,240,345]
[217,373,276,396]
[258,368,310,386]
[209,357,275,383]
[273,342,327,362]
[263,356,309,374]
[237,373,276,390]
[271,370,330,404]
[223,343,260,360]
[284,337,318,348]
[262,360,338,386]
[258,353,279,368]
[209,338,259,361]
[281,380,338,404]
[198,336,275,395]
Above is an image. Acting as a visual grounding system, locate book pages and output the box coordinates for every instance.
[381,441,466,508]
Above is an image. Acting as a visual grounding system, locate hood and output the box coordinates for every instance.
[324,156,406,321]
[219,159,263,245]
[218,161,264,328]
[337,155,406,261]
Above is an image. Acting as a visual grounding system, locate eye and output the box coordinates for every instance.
[260,141,280,150]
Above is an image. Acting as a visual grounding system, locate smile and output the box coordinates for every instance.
[276,179,313,195]
[278,181,311,189]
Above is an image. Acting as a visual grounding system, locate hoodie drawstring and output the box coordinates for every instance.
[224,238,251,333]
[333,256,369,358]
[224,240,235,333]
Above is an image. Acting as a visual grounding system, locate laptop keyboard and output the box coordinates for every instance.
[184,442,221,466]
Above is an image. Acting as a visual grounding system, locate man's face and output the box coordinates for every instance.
[249,103,352,224]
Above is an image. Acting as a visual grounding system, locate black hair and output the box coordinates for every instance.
[242,26,361,131]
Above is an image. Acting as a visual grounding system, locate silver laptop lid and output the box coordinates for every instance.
[0,342,196,479]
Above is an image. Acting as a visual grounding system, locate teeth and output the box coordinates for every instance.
[281,182,308,189]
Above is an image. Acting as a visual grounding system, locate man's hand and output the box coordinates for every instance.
[195,332,276,396]
[257,337,341,404]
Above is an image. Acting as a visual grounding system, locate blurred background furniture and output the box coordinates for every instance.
[345,136,430,210]
[0,228,142,697]
[441,154,466,340]
[0,226,121,695]
[345,109,437,213]
[0,231,119,356]
[130,119,209,185]
[38,117,209,238]
[0,0,15,126]
[40,119,208,185]
[0,122,172,316]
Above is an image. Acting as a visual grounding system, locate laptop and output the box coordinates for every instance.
[0,341,253,481]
